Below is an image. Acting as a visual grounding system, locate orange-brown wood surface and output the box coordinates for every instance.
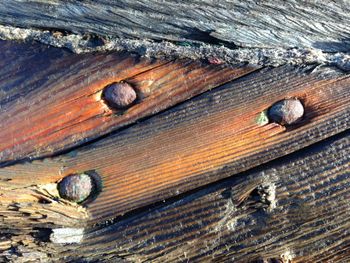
[60,131,350,262]
[2,65,349,225]
[1,40,350,262]
[0,40,255,164]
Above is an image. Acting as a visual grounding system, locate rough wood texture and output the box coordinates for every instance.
[1,65,349,227]
[0,40,254,164]
[70,131,350,262]
[1,1,350,52]
[1,2,350,262]
[2,129,349,262]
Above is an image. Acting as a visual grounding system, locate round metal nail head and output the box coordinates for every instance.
[268,99,304,125]
[103,82,137,109]
[58,174,93,203]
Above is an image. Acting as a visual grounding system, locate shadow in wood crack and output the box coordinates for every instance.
[312,38,350,53]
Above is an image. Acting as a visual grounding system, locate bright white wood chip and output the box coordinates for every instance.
[50,228,84,244]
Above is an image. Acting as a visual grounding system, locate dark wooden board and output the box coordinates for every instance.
[3,129,349,262]
[1,65,349,227]
[0,40,254,164]
[1,2,350,261]
[73,131,350,262]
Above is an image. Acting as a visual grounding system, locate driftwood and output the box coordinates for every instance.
[0,1,350,69]
[0,1,350,52]
[1,1,350,262]
[0,40,253,164]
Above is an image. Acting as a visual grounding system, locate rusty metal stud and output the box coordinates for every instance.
[58,173,93,203]
[268,99,304,125]
[103,82,137,109]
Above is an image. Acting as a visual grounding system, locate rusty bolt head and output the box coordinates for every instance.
[103,82,137,109]
[268,99,304,125]
[58,173,93,203]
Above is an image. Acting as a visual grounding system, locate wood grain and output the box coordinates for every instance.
[3,129,350,262]
[1,2,349,261]
[0,1,350,52]
[1,66,349,225]
[0,40,254,164]
[68,131,350,262]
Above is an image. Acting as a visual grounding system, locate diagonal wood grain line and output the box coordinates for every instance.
[0,40,256,164]
[1,66,349,225]
[42,131,350,262]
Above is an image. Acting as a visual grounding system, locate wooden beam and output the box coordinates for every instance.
[0,40,255,163]
[73,131,350,262]
[1,66,349,226]
[2,129,350,262]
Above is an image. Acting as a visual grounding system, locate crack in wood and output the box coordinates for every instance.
[1,23,350,72]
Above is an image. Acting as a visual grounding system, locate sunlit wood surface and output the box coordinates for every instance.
[1,40,350,262]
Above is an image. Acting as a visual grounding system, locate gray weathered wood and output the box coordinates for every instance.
[1,1,350,52]
[1,1,350,70]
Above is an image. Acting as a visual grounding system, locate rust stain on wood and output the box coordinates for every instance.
[1,66,349,225]
[36,132,350,262]
[0,40,255,163]
[85,69,350,221]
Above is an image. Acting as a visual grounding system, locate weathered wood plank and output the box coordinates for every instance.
[1,66,349,226]
[0,40,254,164]
[3,129,350,262]
[1,2,349,262]
[71,131,349,262]
[1,1,350,52]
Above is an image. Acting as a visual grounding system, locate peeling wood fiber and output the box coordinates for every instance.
[0,1,350,68]
[1,0,350,51]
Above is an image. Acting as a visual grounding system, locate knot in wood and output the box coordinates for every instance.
[103,82,137,109]
[58,173,93,203]
[268,99,304,125]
